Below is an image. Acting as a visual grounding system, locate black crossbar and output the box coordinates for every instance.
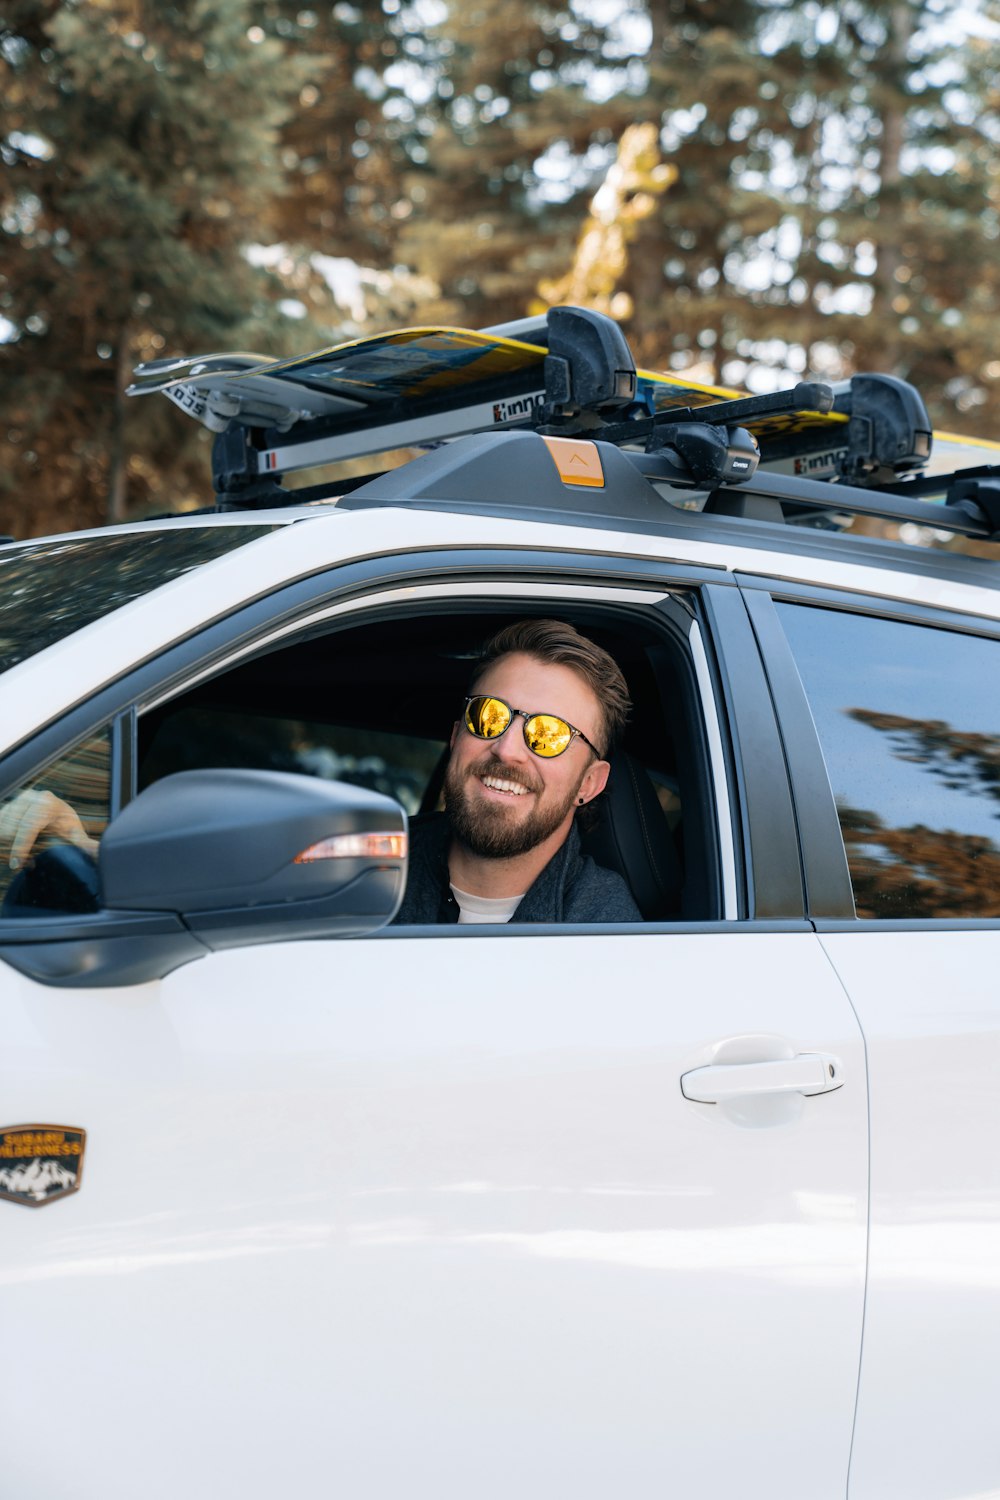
[588,381,835,450]
[710,470,994,539]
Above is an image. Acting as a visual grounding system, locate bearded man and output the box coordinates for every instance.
[394,619,642,925]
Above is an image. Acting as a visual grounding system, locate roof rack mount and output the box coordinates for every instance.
[832,374,933,485]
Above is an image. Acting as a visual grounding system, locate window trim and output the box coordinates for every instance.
[139,579,671,716]
[0,916,821,994]
[688,619,738,917]
[739,587,856,920]
[699,584,804,920]
[735,572,1000,645]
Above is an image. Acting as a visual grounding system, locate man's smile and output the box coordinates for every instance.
[465,755,541,803]
[479,773,531,798]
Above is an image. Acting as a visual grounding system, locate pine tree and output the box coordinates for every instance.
[615,0,840,377]
[0,0,307,537]
[394,0,649,329]
[622,0,1000,435]
[3,0,998,542]
[789,0,1000,434]
[247,0,429,325]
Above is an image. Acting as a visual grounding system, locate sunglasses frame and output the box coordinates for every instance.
[463,694,603,759]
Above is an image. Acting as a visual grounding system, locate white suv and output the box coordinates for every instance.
[2,309,999,1500]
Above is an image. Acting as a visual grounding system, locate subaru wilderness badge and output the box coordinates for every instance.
[0,1125,86,1207]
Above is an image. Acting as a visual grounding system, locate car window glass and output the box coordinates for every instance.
[777,603,1000,919]
[0,729,111,918]
[0,527,278,672]
[139,706,445,815]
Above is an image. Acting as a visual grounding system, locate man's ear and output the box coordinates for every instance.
[449,721,459,750]
[580,757,611,804]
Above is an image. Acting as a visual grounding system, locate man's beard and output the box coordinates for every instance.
[444,752,585,860]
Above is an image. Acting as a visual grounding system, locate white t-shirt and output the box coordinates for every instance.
[449,884,526,925]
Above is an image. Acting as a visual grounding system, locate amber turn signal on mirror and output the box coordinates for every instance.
[293,832,408,863]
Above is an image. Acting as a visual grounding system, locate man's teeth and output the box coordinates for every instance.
[481,775,529,796]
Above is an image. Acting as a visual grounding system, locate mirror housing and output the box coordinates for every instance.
[102,768,408,947]
[0,770,408,988]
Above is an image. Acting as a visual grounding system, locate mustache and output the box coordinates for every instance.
[466,754,542,795]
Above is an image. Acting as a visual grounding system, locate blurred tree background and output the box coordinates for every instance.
[2,0,999,537]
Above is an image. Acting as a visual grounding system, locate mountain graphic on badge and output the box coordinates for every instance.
[0,1125,86,1207]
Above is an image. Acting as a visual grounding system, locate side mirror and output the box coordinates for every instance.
[0,770,407,988]
[101,768,408,947]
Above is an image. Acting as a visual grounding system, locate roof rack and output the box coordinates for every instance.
[130,304,998,542]
[202,309,930,501]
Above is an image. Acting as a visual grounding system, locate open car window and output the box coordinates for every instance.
[132,601,717,924]
[1,594,723,926]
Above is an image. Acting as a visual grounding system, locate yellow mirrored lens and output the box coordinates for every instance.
[468,696,511,738]
[525,714,572,757]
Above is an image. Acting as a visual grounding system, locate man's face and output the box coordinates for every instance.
[444,652,611,861]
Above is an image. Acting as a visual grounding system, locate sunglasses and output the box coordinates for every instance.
[463,695,602,759]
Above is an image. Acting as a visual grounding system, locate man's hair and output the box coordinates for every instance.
[471,619,630,756]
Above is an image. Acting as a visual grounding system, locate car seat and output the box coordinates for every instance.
[580,749,683,920]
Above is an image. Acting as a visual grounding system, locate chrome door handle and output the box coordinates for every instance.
[680,1053,844,1103]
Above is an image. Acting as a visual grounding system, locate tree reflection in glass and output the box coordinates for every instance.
[839,710,1000,918]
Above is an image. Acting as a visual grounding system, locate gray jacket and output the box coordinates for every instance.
[393,813,642,925]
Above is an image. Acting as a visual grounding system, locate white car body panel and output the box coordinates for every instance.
[1,932,867,1500]
[820,931,1000,1500]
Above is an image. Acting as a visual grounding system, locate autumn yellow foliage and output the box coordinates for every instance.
[532,123,676,320]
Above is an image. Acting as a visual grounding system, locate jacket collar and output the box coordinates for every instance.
[408,812,583,924]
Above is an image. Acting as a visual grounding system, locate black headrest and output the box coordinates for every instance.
[581,750,683,920]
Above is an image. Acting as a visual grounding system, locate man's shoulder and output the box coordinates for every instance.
[563,844,643,923]
[393,812,450,924]
[518,821,641,924]
[408,811,449,852]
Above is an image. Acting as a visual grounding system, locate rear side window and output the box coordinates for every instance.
[777,603,1000,920]
[0,526,277,672]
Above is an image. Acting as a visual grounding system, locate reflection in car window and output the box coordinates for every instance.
[0,527,278,673]
[0,729,111,917]
[777,603,1000,919]
[139,706,444,814]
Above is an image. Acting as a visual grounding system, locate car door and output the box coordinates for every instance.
[746,579,1000,1500]
[0,551,868,1500]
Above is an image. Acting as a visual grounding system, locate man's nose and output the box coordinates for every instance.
[492,717,530,764]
